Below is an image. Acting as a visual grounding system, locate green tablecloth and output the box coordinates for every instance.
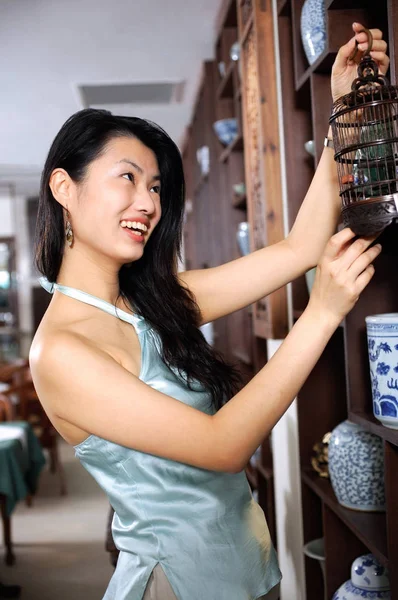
[0,421,46,516]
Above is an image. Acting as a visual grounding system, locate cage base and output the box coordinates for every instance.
[342,194,398,236]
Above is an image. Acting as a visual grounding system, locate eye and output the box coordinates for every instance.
[122,172,135,183]
[150,185,161,195]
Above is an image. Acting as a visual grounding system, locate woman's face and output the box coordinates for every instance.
[70,135,162,266]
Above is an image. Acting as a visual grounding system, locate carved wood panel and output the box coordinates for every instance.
[241,25,270,337]
[239,0,288,340]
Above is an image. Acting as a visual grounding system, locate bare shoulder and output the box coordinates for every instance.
[29,322,110,445]
[29,308,141,446]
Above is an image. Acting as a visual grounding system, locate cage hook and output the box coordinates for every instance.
[348,27,373,62]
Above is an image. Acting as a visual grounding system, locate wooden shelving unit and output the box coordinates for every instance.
[182,0,278,550]
[277,1,398,597]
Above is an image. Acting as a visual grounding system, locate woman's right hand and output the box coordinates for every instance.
[308,227,381,325]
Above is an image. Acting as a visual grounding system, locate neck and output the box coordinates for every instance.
[56,243,124,306]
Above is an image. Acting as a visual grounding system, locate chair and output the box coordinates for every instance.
[0,392,17,565]
[0,394,14,422]
[9,367,67,496]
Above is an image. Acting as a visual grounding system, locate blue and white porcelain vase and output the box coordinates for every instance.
[332,553,390,599]
[236,222,250,256]
[328,420,385,512]
[366,313,398,429]
[300,0,326,65]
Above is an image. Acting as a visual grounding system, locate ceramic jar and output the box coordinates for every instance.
[332,553,390,599]
[236,222,250,256]
[213,118,238,146]
[366,313,398,430]
[300,0,326,65]
[196,146,210,176]
[328,420,385,512]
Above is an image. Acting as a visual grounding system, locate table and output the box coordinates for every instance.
[0,422,46,565]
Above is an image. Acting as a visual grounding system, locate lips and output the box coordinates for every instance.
[122,227,145,243]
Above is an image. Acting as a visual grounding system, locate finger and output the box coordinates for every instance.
[337,237,380,271]
[370,51,390,73]
[355,264,375,295]
[348,244,382,280]
[368,28,383,40]
[323,228,356,260]
[369,40,387,52]
[359,40,387,54]
[334,36,357,69]
[352,23,383,41]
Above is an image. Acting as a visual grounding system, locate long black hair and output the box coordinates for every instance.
[35,108,242,410]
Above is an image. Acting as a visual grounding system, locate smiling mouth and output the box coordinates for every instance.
[121,220,148,234]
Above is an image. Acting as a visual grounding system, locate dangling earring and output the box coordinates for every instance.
[65,209,74,248]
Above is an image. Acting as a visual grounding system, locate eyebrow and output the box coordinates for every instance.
[117,159,161,181]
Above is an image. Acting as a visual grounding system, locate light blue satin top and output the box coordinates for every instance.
[40,277,281,600]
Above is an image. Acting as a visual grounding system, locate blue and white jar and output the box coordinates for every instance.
[332,553,390,599]
[366,313,398,429]
[328,420,385,512]
[236,222,250,256]
[300,0,326,65]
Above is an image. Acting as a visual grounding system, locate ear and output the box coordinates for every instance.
[49,168,75,210]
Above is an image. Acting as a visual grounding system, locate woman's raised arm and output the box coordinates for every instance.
[31,229,380,473]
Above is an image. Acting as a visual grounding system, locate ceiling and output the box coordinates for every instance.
[0,0,222,196]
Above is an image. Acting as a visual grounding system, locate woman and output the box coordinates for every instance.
[29,24,389,600]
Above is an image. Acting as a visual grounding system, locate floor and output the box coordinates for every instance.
[0,438,114,599]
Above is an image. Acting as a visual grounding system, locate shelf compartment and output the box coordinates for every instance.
[302,478,325,599]
[302,469,388,567]
[295,49,338,92]
[219,133,244,163]
[239,11,254,47]
[385,442,398,596]
[232,192,247,209]
[326,0,371,7]
[277,0,288,16]
[217,60,236,98]
[323,503,373,598]
[257,462,273,482]
[291,3,368,91]
[345,225,398,437]
[239,0,253,30]
[245,463,257,489]
[193,172,209,196]
[297,326,348,469]
[348,411,398,446]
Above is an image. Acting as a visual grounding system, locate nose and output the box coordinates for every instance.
[133,186,157,216]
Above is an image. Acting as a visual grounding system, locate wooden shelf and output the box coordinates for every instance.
[217,60,235,99]
[348,411,398,447]
[193,172,209,195]
[232,192,247,209]
[295,49,337,92]
[257,463,273,482]
[239,12,253,47]
[245,464,257,489]
[279,1,397,596]
[302,469,388,567]
[219,133,244,163]
[325,0,365,7]
[277,0,288,15]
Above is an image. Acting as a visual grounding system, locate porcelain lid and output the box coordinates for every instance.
[351,554,390,591]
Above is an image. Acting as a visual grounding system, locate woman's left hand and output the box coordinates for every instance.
[331,22,389,103]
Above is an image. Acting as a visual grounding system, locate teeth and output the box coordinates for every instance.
[121,221,148,232]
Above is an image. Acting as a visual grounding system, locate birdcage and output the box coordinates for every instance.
[330,30,398,236]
